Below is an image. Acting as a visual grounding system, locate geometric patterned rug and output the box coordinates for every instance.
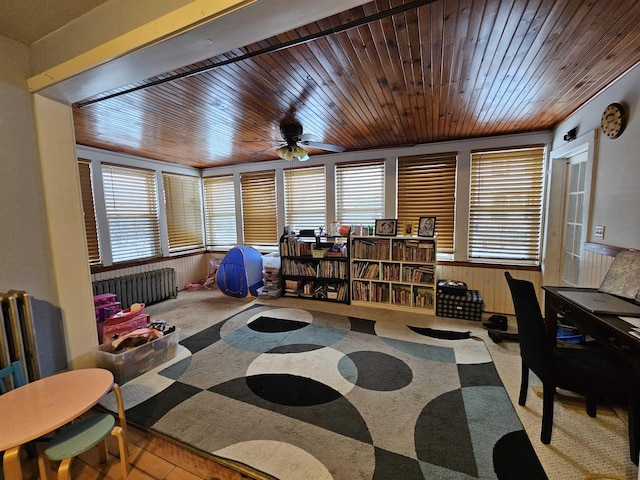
[101,304,547,480]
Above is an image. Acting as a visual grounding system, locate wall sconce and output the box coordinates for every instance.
[563,127,577,141]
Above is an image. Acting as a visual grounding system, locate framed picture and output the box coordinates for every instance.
[375,219,397,236]
[418,216,436,237]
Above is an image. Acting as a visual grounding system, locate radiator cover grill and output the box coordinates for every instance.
[92,268,177,308]
[0,290,40,382]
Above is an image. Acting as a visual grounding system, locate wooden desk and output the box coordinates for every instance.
[0,368,115,480]
[543,286,640,464]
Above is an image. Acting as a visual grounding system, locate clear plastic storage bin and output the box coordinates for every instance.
[94,328,180,384]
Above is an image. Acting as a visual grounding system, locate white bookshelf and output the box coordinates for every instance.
[350,235,436,313]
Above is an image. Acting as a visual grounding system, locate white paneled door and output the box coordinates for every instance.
[561,151,588,287]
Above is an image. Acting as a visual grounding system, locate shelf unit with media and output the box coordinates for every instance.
[350,235,436,313]
[279,234,350,303]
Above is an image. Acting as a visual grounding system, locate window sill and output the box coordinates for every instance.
[90,251,204,274]
[437,259,541,271]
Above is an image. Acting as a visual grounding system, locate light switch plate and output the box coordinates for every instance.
[595,225,605,239]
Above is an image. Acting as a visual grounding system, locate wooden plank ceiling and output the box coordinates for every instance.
[73,0,640,169]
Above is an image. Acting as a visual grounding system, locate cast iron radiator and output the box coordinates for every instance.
[92,268,177,308]
[0,290,41,384]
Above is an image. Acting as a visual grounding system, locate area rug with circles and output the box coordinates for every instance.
[100,303,547,480]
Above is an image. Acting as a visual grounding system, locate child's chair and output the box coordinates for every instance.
[0,361,26,393]
[37,383,130,479]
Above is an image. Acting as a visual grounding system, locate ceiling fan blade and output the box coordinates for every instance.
[299,140,345,152]
[298,133,318,142]
[253,144,281,155]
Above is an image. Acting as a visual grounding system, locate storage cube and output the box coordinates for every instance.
[94,328,180,384]
[436,290,483,321]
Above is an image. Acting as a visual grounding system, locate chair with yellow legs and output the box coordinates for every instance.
[37,383,130,480]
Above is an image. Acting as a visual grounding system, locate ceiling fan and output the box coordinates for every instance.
[275,123,345,161]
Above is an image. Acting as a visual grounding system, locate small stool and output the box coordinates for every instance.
[208,258,221,277]
[38,413,129,480]
[204,258,222,288]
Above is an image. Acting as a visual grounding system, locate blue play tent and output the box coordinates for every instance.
[217,246,264,298]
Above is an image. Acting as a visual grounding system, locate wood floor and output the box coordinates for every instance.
[18,420,265,480]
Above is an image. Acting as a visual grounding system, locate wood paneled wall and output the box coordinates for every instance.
[437,264,541,315]
[91,255,211,292]
[581,249,616,289]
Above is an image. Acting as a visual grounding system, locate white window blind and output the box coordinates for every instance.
[162,172,204,253]
[397,153,456,253]
[335,160,385,227]
[101,163,161,263]
[203,175,237,248]
[78,159,101,265]
[469,146,545,263]
[284,166,326,233]
[241,170,277,245]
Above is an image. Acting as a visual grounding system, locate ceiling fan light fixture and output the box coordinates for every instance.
[276,145,293,161]
[292,145,308,160]
[276,145,309,161]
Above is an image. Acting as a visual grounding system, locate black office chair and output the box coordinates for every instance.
[504,272,639,452]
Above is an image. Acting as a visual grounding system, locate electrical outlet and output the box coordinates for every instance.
[595,225,605,240]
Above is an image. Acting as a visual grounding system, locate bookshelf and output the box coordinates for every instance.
[350,235,436,313]
[279,234,350,303]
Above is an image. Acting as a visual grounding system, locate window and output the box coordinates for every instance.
[78,159,101,265]
[284,166,326,233]
[397,153,456,253]
[203,175,237,248]
[163,173,204,253]
[101,164,161,263]
[469,146,545,263]
[241,170,277,245]
[335,160,385,226]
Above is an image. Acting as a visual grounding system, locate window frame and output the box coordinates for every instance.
[162,172,205,254]
[78,159,101,265]
[397,153,457,254]
[468,146,546,264]
[335,160,385,228]
[284,165,327,234]
[203,174,238,249]
[240,169,278,246]
[78,133,550,270]
[101,163,162,264]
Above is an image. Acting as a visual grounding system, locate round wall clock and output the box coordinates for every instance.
[600,103,626,139]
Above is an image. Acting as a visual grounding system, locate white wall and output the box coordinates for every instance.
[33,95,100,369]
[0,35,67,374]
[0,36,51,297]
[551,65,640,250]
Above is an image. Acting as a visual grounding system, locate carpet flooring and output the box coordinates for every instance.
[102,303,546,480]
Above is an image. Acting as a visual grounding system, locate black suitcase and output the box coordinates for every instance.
[437,279,468,296]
